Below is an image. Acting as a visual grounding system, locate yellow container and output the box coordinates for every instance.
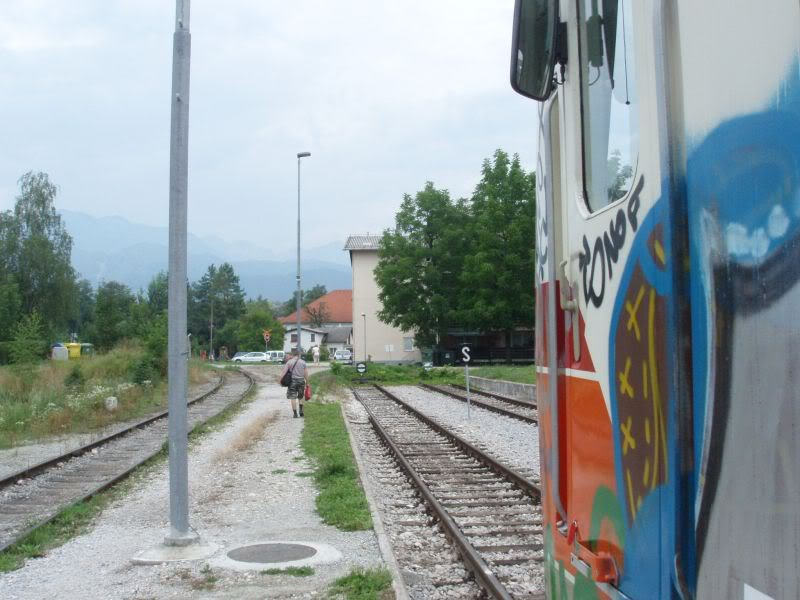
[65,343,82,359]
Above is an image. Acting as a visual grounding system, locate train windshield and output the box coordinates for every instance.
[578,0,639,211]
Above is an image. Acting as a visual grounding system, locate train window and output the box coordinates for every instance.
[577,0,638,212]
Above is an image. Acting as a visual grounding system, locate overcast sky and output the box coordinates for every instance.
[0,1,537,250]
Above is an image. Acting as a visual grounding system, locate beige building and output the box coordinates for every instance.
[344,235,422,364]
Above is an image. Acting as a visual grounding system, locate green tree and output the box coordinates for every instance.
[217,299,284,354]
[607,149,634,202]
[0,172,77,336]
[0,275,21,341]
[374,182,469,348]
[71,278,95,340]
[188,263,246,352]
[147,271,169,314]
[279,284,328,317]
[94,281,135,350]
[9,311,46,364]
[460,150,536,361]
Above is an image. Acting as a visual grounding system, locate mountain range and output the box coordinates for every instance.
[59,210,352,299]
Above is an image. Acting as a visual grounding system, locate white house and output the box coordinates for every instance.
[282,326,326,354]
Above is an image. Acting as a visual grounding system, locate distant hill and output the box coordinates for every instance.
[60,210,351,298]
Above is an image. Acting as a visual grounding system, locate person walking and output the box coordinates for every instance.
[280,348,308,418]
[312,345,320,365]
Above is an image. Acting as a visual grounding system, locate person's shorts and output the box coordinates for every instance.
[286,380,305,400]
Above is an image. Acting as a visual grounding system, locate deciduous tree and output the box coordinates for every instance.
[94,281,135,350]
[374,182,469,348]
[0,172,77,336]
[460,150,536,360]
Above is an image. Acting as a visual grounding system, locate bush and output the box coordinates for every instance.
[65,365,85,388]
[9,312,47,364]
[131,354,159,385]
[0,341,11,365]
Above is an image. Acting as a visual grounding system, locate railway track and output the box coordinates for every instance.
[355,384,543,599]
[0,369,254,554]
[450,383,537,409]
[420,383,537,424]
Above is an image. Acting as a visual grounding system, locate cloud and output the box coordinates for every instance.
[0,0,538,251]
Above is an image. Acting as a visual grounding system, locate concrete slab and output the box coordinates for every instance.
[131,540,218,565]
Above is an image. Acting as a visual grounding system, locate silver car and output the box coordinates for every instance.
[232,352,268,363]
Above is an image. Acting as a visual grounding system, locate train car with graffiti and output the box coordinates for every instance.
[510,1,799,598]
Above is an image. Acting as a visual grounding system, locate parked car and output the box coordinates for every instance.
[332,349,353,364]
[267,350,285,363]
[232,352,268,363]
[232,351,248,361]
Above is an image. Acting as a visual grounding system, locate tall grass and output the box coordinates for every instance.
[0,344,208,448]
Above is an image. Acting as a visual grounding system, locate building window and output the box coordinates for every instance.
[310,333,316,342]
[291,334,298,343]
[403,337,415,352]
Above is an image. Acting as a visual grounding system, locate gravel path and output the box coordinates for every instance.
[0,365,383,599]
[0,376,221,480]
[385,385,540,480]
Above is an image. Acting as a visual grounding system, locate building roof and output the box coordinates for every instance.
[321,326,352,344]
[283,325,327,333]
[343,235,381,251]
[278,289,353,325]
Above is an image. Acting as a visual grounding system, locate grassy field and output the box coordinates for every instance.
[0,345,210,448]
[320,362,535,387]
[469,365,536,385]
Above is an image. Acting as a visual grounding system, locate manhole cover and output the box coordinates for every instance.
[227,543,317,564]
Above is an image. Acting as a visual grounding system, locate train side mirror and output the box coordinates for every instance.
[510,0,560,101]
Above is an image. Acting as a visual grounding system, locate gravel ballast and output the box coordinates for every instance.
[0,366,384,599]
[385,385,540,480]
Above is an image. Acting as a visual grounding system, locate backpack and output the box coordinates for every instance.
[280,358,301,387]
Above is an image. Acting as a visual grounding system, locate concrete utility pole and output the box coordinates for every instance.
[166,0,193,546]
[296,152,310,355]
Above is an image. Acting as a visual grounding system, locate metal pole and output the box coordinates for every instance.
[165,0,193,545]
[362,313,367,362]
[295,152,310,355]
[296,157,302,355]
[466,362,471,419]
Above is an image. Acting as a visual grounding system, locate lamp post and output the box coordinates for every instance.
[296,152,311,355]
[361,312,367,363]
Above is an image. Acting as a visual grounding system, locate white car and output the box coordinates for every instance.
[232,352,268,363]
[266,350,285,363]
[332,349,353,364]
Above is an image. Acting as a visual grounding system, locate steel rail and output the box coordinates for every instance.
[450,382,537,409]
[0,369,254,555]
[419,383,538,425]
[358,390,516,600]
[376,384,540,503]
[0,375,226,492]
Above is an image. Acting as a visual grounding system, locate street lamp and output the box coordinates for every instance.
[296,151,311,355]
[361,312,367,363]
